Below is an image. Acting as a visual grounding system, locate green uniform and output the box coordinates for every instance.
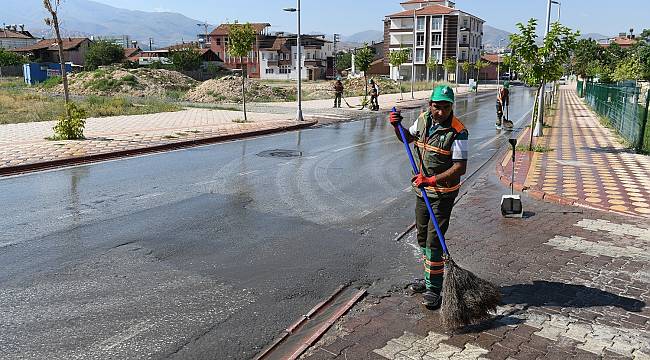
[408,110,468,293]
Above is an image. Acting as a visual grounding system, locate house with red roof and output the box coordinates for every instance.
[12,37,92,66]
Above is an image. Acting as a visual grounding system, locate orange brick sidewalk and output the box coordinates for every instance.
[499,86,650,217]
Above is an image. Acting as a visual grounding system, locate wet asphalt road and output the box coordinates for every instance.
[0,87,537,359]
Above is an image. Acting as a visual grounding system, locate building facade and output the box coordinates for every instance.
[258,34,333,80]
[208,23,271,79]
[384,0,484,83]
[12,38,92,66]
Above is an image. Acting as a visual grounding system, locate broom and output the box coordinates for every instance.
[392,107,501,329]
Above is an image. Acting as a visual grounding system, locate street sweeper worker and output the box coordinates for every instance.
[388,85,468,309]
[496,81,512,129]
[333,79,344,108]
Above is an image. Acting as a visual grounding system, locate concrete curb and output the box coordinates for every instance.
[0,120,317,177]
[495,129,642,218]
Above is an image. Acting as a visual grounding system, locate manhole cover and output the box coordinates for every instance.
[257,149,303,158]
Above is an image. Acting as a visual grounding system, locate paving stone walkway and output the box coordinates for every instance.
[499,87,650,217]
[301,174,650,360]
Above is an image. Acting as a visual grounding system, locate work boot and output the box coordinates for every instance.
[504,119,514,129]
[421,290,442,310]
[407,279,426,294]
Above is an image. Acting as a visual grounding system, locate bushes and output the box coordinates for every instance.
[53,102,86,140]
[85,41,125,70]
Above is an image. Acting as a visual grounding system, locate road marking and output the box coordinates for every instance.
[382,197,398,205]
[193,179,220,186]
[100,320,155,351]
[239,170,259,176]
[332,136,394,153]
[475,107,534,151]
[135,192,164,200]
[403,187,412,192]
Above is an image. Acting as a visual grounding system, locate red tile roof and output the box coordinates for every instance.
[388,4,454,17]
[123,47,141,58]
[12,37,90,52]
[400,0,447,4]
[481,54,502,64]
[210,23,271,36]
[601,37,637,48]
[0,29,33,39]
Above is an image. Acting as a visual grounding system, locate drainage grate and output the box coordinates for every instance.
[257,149,303,158]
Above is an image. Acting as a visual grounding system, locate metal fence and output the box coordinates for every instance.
[581,82,650,153]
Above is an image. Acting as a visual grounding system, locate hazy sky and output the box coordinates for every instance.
[91,0,649,37]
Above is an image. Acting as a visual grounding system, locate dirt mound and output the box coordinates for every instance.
[55,67,197,97]
[342,77,401,95]
[184,76,296,103]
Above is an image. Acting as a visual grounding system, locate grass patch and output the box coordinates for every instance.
[232,118,248,123]
[516,144,555,153]
[0,90,182,124]
[39,76,62,89]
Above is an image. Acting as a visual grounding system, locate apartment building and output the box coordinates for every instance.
[258,33,334,80]
[384,0,484,82]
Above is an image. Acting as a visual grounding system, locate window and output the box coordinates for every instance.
[430,49,441,63]
[417,17,425,31]
[463,19,468,28]
[431,17,442,31]
[431,33,441,46]
[279,65,292,74]
[266,69,274,74]
[416,49,424,62]
[261,53,265,60]
[416,33,425,47]
[216,38,221,46]
[462,35,468,44]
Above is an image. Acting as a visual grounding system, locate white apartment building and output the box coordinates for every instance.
[258,34,334,80]
[384,0,484,82]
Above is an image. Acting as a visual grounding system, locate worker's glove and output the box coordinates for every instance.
[389,111,403,126]
[411,173,437,188]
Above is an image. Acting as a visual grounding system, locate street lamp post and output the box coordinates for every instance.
[197,22,209,49]
[283,0,304,121]
[551,0,561,21]
[534,0,558,137]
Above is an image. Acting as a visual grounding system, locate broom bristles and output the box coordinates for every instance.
[441,258,501,329]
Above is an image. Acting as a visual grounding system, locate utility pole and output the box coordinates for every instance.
[411,8,416,99]
[333,33,340,77]
[149,37,154,51]
[534,0,553,137]
[197,22,209,48]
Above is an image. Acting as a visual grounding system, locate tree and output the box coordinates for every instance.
[85,40,125,70]
[169,48,203,71]
[571,39,602,81]
[336,52,351,72]
[474,59,487,90]
[641,28,650,40]
[43,0,70,109]
[389,48,410,100]
[354,44,375,102]
[44,0,85,139]
[426,56,439,83]
[227,22,256,122]
[461,61,473,83]
[443,58,457,83]
[509,18,578,140]
[612,56,643,82]
[0,49,27,66]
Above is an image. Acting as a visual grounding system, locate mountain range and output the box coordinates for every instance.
[2,1,606,51]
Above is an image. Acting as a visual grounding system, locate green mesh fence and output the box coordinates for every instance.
[583,82,650,153]
[576,80,584,97]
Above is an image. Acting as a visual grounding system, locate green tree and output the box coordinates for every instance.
[509,18,578,140]
[85,40,125,70]
[169,48,203,71]
[354,44,375,102]
[0,49,27,66]
[228,22,256,122]
[426,56,439,83]
[443,58,457,83]
[571,39,602,81]
[641,28,650,40]
[474,59,487,89]
[612,56,643,82]
[461,61,473,83]
[389,48,410,100]
[336,52,351,72]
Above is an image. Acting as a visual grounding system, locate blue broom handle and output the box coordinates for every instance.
[394,108,449,256]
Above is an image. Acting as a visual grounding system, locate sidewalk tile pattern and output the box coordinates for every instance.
[523,89,650,217]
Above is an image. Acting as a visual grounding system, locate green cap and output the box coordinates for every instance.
[430,85,455,103]
[503,81,510,88]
